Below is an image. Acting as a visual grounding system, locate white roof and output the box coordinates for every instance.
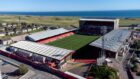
[10,41,73,60]
[80,18,119,22]
[90,29,131,52]
[26,28,70,41]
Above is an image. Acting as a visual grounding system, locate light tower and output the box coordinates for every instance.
[18,16,21,27]
[101,26,107,58]
[97,26,107,66]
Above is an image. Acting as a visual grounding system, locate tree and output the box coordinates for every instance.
[31,23,35,30]
[34,24,38,30]
[16,64,28,75]
[4,27,9,36]
[88,65,118,79]
[0,23,2,27]
[25,25,29,32]
[13,27,17,35]
[20,23,27,33]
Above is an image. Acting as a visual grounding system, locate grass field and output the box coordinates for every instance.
[47,34,99,50]
[1,15,140,27]
[0,15,79,27]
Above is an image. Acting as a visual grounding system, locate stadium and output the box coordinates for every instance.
[0,18,135,79]
[25,27,101,60]
[2,27,133,68]
[2,18,128,64]
[22,18,125,61]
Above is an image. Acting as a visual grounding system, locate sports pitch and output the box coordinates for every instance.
[47,34,99,50]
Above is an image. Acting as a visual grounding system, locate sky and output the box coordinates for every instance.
[0,0,140,12]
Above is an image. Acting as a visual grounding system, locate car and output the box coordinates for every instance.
[105,58,112,63]
[2,74,8,79]
[136,53,140,63]
[136,57,140,62]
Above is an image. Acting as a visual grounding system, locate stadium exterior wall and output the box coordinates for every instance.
[37,31,74,44]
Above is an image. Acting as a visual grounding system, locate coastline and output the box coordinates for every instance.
[1,10,140,17]
[1,15,140,26]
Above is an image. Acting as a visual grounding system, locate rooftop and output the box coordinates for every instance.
[90,29,131,52]
[10,41,73,60]
[80,18,119,22]
[26,28,70,41]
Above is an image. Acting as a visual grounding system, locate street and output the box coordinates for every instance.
[0,54,61,79]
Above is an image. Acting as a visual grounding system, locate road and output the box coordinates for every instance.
[0,54,61,79]
[110,48,134,79]
[121,49,135,79]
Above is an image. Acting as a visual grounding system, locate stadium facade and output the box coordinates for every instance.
[25,28,74,44]
[79,18,119,35]
[89,29,133,59]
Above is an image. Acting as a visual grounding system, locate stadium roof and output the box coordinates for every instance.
[90,29,131,52]
[26,28,70,41]
[80,18,119,22]
[10,41,73,60]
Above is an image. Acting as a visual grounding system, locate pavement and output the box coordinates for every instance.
[116,46,135,79]
[19,70,36,79]
[109,58,129,79]
[68,64,90,77]
[11,34,28,42]
[0,54,62,79]
[1,62,20,79]
[108,49,134,79]
[61,60,86,71]
[60,60,90,77]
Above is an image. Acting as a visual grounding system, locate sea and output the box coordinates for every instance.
[1,10,140,18]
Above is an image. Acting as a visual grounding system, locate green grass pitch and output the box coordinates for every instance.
[47,34,99,50]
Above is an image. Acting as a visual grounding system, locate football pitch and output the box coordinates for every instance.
[47,34,99,50]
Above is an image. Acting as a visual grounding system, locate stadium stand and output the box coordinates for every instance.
[25,28,74,44]
[7,41,74,69]
[90,29,133,59]
[79,18,119,35]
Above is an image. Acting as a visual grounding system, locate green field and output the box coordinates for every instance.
[1,15,140,27]
[47,34,99,50]
[0,15,79,27]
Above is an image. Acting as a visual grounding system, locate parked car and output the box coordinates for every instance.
[136,53,140,63]
[105,58,112,63]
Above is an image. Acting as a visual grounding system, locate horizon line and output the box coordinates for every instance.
[0,9,140,12]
